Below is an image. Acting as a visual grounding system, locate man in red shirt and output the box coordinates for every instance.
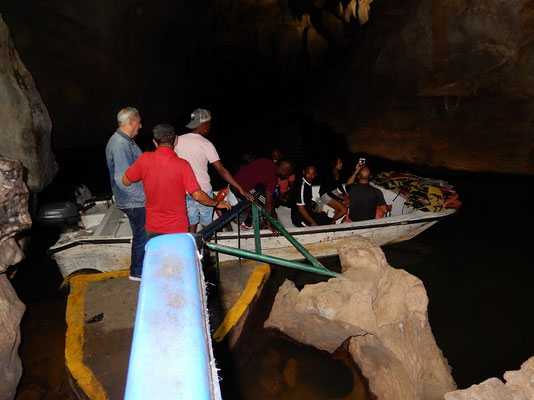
[122,124,230,238]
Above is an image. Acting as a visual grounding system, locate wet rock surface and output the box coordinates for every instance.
[265,235,456,399]
[0,14,56,192]
[0,156,32,271]
[0,156,30,399]
[0,275,26,400]
[444,356,534,399]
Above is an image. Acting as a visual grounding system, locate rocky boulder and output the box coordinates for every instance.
[445,356,534,399]
[0,14,57,192]
[265,235,456,399]
[0,155,29,399]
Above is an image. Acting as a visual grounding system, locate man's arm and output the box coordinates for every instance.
[297,205,317,226]
[376,190,392,214]
[122,174,133,186]
[345,164,363,185]
[112,144,138,191]
[121,157,142,186]
[212,160,254,201]
[263,191,281,235]
[191,189,231,210]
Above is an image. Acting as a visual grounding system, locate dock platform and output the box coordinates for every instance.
[65,260,270,399]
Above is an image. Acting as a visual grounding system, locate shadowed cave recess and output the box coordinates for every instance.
[1,0,532,175]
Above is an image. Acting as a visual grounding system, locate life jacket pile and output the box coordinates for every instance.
[373,172,462,212]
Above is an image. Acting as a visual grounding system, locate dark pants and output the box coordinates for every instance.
[121,207,148,277]
[146,229,163,240]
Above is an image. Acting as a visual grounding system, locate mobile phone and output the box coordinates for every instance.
[358,158,366,166]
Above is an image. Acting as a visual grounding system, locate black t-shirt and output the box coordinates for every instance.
[291,177,332,226]
[319,174,347,202]
[348,183,386,221]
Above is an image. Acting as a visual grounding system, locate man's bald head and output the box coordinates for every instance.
[278,159,294,179]
[358,166,371,182]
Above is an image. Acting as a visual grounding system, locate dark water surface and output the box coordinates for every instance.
[382,175,534,388]
[10,146,534,397]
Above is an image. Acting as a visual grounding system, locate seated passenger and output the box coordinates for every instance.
[346,166,391,222]
[319,157,350,223]
[229,157,294,234]
[272,148,295,206]
[291,166,331,227]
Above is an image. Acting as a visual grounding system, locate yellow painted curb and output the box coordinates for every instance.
[65,269,129,400]
[213,262,271,342]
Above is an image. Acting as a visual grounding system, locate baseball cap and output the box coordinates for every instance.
[186,108,211,129]
[153,124,175,143]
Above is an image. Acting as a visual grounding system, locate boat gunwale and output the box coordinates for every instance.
[48,209,456,254]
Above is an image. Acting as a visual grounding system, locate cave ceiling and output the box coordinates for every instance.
[0,0,532,174]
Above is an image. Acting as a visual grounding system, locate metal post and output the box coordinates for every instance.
[214,231,220,288]
[205,242,341,278]
[252,204,261,254]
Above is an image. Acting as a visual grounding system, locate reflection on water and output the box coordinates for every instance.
[233,337,367,400]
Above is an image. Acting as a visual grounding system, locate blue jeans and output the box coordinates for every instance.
[186,191,214,226]
[121,207,148,276]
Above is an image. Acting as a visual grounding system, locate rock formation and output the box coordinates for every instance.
[311,0,534,174]
[0,156,29,399]
[445,356,534,399]
[0,14,57,192]
[265,235,456,399]
[2,1,533,173]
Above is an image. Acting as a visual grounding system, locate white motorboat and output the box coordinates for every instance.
[46,184,456,279]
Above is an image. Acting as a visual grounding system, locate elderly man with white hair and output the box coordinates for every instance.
[105,107,147,281]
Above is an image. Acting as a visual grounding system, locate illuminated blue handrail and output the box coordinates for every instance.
[124,234,221,400]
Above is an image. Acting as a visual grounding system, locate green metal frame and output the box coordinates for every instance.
[208,202,341,278]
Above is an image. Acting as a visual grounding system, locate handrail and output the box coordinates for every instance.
[124,234,222,399]
[198,199,253,240]
[197,195,339,278]
[205,242,341,277]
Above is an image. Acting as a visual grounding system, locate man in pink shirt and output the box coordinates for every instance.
[175,108,253,232]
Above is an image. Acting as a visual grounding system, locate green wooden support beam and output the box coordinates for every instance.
[252,205,261,254]
[205,242,341,278]
[254,205,329,272]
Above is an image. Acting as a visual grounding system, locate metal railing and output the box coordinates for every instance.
[197,197,341,278]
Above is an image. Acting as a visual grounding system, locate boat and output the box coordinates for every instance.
[45,183,457,279]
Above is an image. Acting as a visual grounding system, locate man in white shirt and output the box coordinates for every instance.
[175,108,253,232]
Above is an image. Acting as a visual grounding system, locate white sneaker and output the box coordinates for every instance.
[129,275,141,282]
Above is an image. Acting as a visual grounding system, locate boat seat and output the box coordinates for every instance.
[94,205,131,237]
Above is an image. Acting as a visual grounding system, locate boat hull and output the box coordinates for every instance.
[51,210,451,277]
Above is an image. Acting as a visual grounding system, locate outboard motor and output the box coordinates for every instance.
[36,201,80,229]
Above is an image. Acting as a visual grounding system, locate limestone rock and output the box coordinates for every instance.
[265,235,456,399]
[0,155,29,399]
[0,14,57,192]
[282,358,299,388]
[257,367,284,395]
[0,275,25,400]
[445,356,534,400]
[0,156,32,271]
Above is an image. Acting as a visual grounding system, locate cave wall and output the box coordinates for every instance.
[310,0,534,174]
[0,1,532,174]
[0,14,57,191]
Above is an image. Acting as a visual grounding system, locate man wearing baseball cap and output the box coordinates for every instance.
[122,124,231,254]
[175,108,253,232]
